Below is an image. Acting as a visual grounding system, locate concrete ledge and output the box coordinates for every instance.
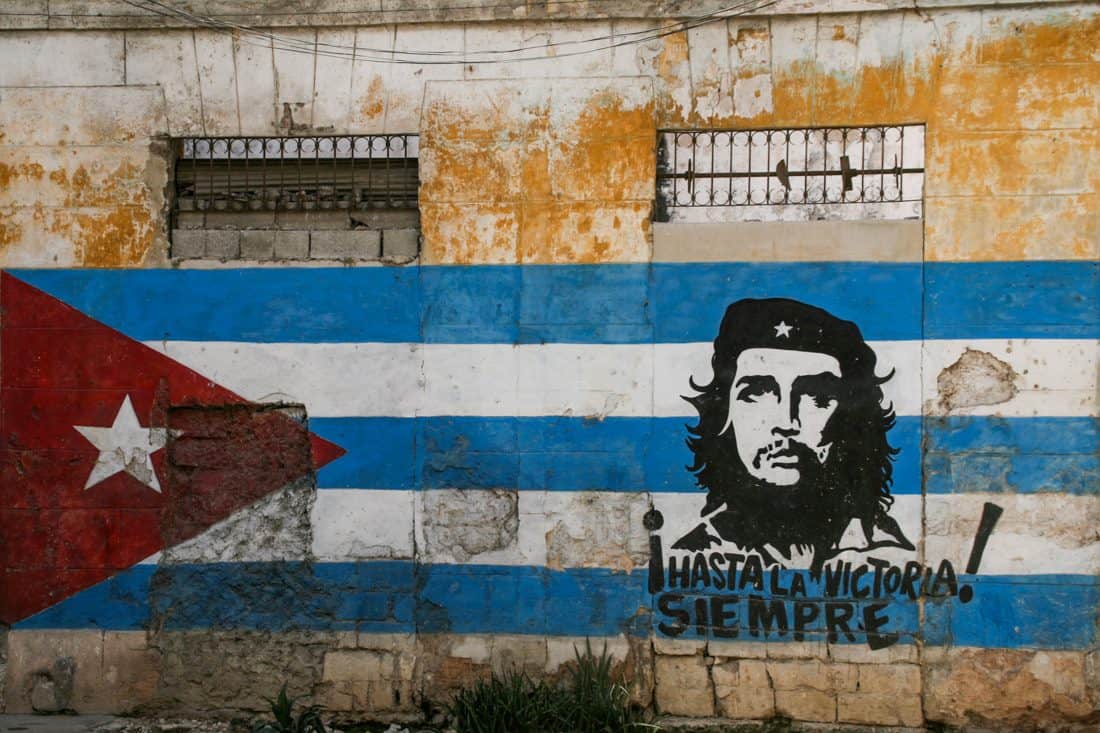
[653,219,923,263]
[9,0,1077,30]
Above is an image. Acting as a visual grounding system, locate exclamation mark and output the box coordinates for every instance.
[644,508,665,594]
[958,501,1003,604]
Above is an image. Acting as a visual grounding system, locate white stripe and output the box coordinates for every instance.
[146,339,1097,419]
[311,489,416,561]
[307,490,1098,575]
[921,339,1097,417]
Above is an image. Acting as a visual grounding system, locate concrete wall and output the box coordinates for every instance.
[1,2,1096,729]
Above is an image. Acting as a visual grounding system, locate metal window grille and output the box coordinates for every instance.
[656,125,924,222]
[174,134,419,216]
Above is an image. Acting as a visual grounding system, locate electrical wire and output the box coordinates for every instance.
[114,0,776,65]
[123,0,771,60]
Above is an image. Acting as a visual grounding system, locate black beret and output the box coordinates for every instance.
[712,298,875,379]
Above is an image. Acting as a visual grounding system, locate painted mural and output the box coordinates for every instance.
[647,297,1004,648]
[2,261,1093,654]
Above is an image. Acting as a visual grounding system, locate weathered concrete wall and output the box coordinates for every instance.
[3,1,1084,30]
[1,2,1096,730]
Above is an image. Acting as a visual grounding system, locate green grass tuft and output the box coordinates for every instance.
[447,640,658,733]
[251,683,328,733]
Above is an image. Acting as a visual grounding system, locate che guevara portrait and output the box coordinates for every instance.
[672,298,914,574]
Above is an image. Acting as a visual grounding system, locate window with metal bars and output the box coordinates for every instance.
[656,125,924,223]
[171,134,420,261]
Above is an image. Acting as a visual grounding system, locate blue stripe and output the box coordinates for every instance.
[312,416,1098,495]
[925,261,1099,339]
[650,262,921,342]
[17,562,1097,649]
[312,416,922,493]
[923,575,1099,649]
[13,261,1094,343]
[925,417,1099,495]
[12,268,422,343]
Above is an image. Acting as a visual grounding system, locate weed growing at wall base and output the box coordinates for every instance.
[252,684,328,733]
[446,641,658,733]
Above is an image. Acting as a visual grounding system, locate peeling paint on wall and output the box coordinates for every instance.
[937,348,1019,413]
[0,3,1097,728]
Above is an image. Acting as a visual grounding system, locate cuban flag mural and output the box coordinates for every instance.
[1,261,1096,654]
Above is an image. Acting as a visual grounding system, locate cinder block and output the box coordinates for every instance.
[171,230,205,259]
[383,228,420,258]
[310,229,382,260]
[204,230,240,259]
[239,230,275,260]
[274,230,310,259]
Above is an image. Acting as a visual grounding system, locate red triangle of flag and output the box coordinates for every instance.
[0,272,345,624]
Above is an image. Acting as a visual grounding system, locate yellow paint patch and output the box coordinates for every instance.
[61,206,156,268]
[420,202,519,265]
[932,64,1098,131]
[420,141,526,205]
[423,85,549,144]
[0,210,23,248]
[650,14,1097,261]
[0,161,45,189]
[53,162,147,207]
[518,202,651,264]
[358,75,386,121]
[548,101,655,202]
[654,31,692,125]
[981,13,1100,64]
[925,195,1098,261]
[421,88,655,264]
[422,14,1097,264]
[927,130,1098,197]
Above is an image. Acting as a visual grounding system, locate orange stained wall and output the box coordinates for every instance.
[417,8,1099,265]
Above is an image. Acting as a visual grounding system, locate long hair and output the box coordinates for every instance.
[684,298,911,563]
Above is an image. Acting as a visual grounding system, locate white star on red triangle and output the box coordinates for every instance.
[74,395,169,493]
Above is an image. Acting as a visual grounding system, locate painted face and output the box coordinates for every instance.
[726,347,842,487]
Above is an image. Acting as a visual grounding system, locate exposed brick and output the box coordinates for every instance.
[654,654,713,716]
[713,659,774,719]
[767,659,856,692]
[652,636,705,656]
[274,230,310,259]
[383,228,420,258]
[204,229,240,259]
[239,230,275,260]
[321,647,415,708]
[923,648,1095,729]
[100,631,159,711]
[774,688,836,722]
[858,662,921,696]
[323,649,392,681]
[838,691,923,727]
[171,229,204,259]
[828,641,918,664]
[310,229,381,259]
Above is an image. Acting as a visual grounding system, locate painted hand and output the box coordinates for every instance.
[763,542,815,569]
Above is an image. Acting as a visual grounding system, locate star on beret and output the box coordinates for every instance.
[773,320,793,338]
